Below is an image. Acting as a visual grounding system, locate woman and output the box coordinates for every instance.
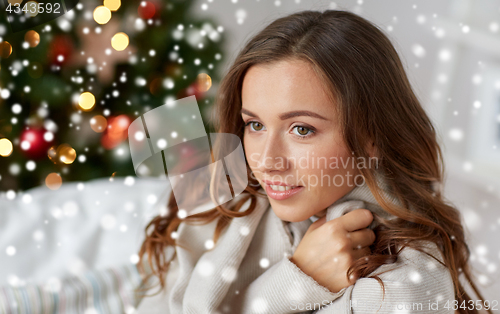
[135,9,492,314]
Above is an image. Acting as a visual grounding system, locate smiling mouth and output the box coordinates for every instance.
[267,184,301,191]
[263,182,305,200]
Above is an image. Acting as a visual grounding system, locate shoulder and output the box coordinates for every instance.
[348,241,455,312]
[369,240,447,279]
[314,240,456,313]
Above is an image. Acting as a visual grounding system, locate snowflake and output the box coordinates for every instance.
[197,260,214,277]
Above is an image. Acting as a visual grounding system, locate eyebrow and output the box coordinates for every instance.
[240,108,330,121]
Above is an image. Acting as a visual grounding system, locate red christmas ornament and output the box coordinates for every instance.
[178,143,209,173]
[177,81,205,101]
[20,127,54,160]
[101,115,131,150]
[48,35,74,65]
[137,1,158,20]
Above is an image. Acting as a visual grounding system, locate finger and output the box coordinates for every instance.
[348,228,376,249]
[338,208,373,232]
[305,215,327,235]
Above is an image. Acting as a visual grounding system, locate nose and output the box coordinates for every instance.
[254,132,288,174]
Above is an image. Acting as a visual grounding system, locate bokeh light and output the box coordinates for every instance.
[101,115,130,149]
[24,30,40,48]
[57,144,77,164]
[78,92,96,111]
[47,145,57,163]
[93,6,112,24]
[0,41,12,58]
[0,138,13,157]
[45,173,62,190]
[90,115,108,133]
[25,1,39,18]
[111,32,129,51]
[104,0,121,11]
[196,73,212,92]
[138,1,156,20]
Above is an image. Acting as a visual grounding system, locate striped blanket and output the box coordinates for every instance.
[0,263,143,314]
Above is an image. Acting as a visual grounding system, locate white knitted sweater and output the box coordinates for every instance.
[135,177,455,314]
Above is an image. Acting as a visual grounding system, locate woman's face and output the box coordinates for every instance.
[242,59,363,222]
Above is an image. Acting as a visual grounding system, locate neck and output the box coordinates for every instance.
[324,170,400,223]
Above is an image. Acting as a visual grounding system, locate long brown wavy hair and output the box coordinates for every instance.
[137,9,491,313]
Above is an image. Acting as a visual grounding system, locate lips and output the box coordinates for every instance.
[262,179,302,188]
[264,182,305,200]
[268,184,297,191]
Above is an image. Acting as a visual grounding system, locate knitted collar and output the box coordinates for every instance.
[322,170,401,227]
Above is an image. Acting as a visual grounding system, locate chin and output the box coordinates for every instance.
[269,201,310,222]
[280,216,309,223]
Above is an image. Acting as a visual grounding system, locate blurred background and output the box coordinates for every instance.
[0,0,499,312]
[0,0,221,191]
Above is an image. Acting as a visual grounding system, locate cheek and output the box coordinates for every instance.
[298,145,355,184]
[243,136,258,170]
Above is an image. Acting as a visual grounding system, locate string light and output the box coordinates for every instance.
[78,92,96,111]
[111,32,129,51]
[104,0,121,11]
[0,138,13,157]
[93,6,112,24]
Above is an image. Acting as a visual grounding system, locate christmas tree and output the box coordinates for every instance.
[0,0,225,192]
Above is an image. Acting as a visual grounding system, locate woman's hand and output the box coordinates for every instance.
[290,208,375,293]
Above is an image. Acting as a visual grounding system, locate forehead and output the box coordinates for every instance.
[241,59,335,116]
